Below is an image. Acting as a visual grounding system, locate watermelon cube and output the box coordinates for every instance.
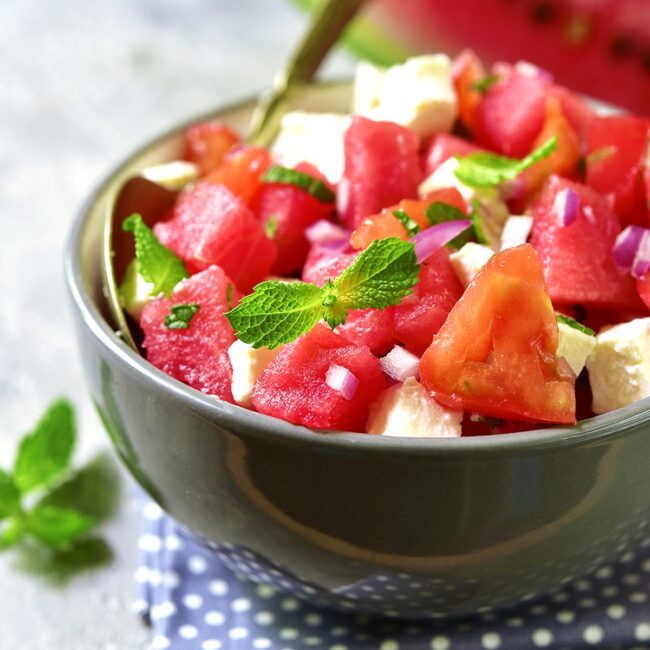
[338,116,421,230]
[183,121,240,176]
[529,176,644,311]
[154,183,277,293]
[393,247,464,355]
[424,133,482,177]
[252,323,389,432]
[301,248,358,287]
[140,265,240,402]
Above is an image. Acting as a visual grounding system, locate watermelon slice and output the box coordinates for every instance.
[154,183,277,293]
[529,176,644,311]
[183,121,240,176]
[252,323,389,432]
[140,265,240,402]
[423,133,482,177]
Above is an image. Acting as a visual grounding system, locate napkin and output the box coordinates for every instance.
[135,499,650,649]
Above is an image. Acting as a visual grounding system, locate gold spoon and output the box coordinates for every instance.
[102,0,369,351]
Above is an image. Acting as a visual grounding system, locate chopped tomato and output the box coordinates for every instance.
[452,49,485,133]
[183,121,240,175]
[203,146,271,205]
[420,244,576,424]
[421,188,468,214]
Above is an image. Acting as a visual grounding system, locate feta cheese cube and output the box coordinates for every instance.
[449,242,494,287]
[228,340,282,407]
[585,318,650,414]
[556,322,596,377]
[353,55,457,137]
[118,260,157,321]
[367,377,462,438]
[140,160,200,191]
[270,111,351,184]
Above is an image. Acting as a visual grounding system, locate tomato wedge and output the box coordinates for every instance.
[420,244,576,424]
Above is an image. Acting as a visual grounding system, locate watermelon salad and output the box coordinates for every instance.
[118,51,650,438]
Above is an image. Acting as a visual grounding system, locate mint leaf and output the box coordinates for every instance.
[14,399,75,494]
[26,505,95,549]
[264,215,279,239]
[332,238,419,320]
[226,281,324,349]
[122,213,188,297]
[0,469,20,520]
[454,136,558,188]
[472,73,500,93]
[556,313,595,336]
[0,519,25,549]
[392,209,420,236]
[164,303,200,330]
[262,166,335,203]
[426,202,474,249]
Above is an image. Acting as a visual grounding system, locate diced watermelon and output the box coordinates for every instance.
[336,307,397,356]
[423,133,482,177]
[586,115,650,226]
[252,323,389,432]
[154,183,277,294]
[252,177,334,276]
[529,176,644,311]
[183,121,240,176]
[140,265,240,402]
[338,116,421,230]
[301,249,358,287]
[393,248,464,355]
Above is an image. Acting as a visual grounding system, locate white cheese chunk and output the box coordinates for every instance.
[228,340,282,407]
[118,260,157,321]
[140,160,200,191]
[556,322,596,377]
[449,242,494,287]
[270,111,351,184]
[585,318,650,414]
[500,215,533,250]
[367,377,462,438]
[353,55,457,137]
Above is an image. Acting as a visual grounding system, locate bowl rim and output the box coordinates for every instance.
[65,82,650,458]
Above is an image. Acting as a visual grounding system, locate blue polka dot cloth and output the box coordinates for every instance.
[135,499,650,650]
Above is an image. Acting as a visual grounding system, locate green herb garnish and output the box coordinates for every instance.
[226,238,419,348]
[164,303,200,330]
[556,313,595,336]
[122,213,188,297]
[392,209,420,236]
[472,74,501,93]
[425,202,474,249]
[1,400,118,556]
[262,166,335,203]
[454,136,558,188]
[264,215,279,239]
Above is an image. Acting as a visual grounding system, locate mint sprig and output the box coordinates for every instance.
[1,400,119,560]
[392,209,420,236]
[454,136,558,188]
[262,166,335,203]
[122,213,189,298]
[226,238,419,348]
[165,303,200,330]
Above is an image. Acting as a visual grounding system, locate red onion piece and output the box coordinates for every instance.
[380,346,420,383]
[613,225,647,271]
[500,215,533,250]
[632,230,650,279]
[553,188,581,227]
[411,220,472,264]
[305,220,348,244]
[325,364,359,400]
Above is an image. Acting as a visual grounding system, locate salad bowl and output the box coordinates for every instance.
[65,81,650,618]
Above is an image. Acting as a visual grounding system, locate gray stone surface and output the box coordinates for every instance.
[0,1,354,647]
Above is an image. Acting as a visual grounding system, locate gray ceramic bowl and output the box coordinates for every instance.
[65,82,650,619]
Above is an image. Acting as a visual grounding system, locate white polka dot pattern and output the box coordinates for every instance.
[137,498,650,649]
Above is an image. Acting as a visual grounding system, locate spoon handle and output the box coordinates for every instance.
[247,0,368,147]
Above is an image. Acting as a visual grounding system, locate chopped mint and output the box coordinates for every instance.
[226,238,420,348]
[392,209,420,236]
[164,304,200,330]
[454,136,558,188]
[472,73,500,93]
[264,215,279,239]
[470,201,490,246]
[122,213,188,298]
[262,166,335,203]
[556,313,595,336]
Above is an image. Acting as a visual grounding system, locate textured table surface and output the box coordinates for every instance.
[0,1,353,647]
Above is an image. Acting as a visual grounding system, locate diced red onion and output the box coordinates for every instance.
[325,364,359,400]
[500,215,533,250]
[613,225,647,271]
[305,219,348,244]
[411,220,472,264]
[632,230,650,279]
[380,346,420,383]
[515,60,553,83]
[553,188,580,226]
